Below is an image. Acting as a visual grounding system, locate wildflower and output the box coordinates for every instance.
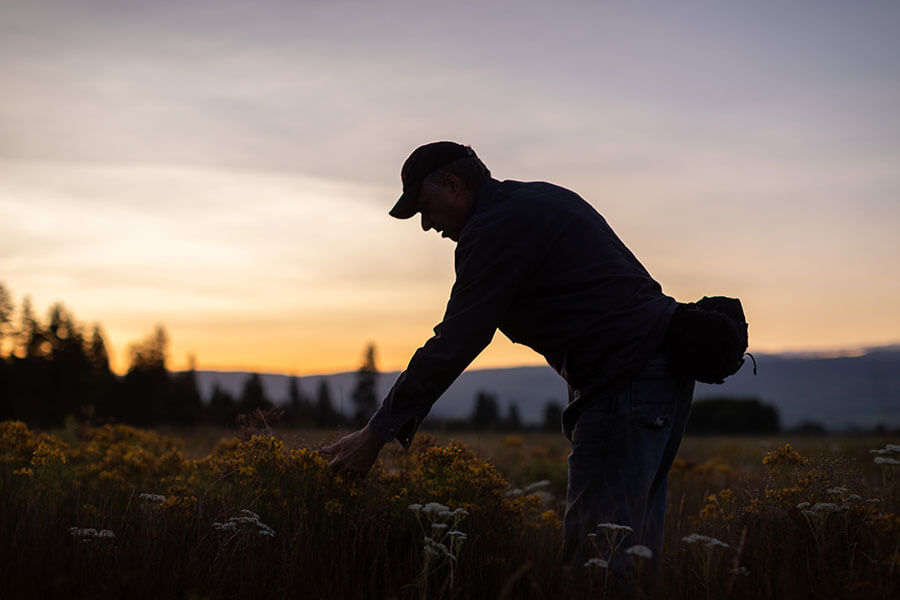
[826,487,848,495]
[423,537,455,561]
[584,558,609,568]
[408,503,423,513]
[69,527,115,541]
[422,502,450,514]
[213,509,275,537]
[505,488,523,497]
[139,493,166,502]
[586,533,598,540]
[887,444,900,452]
[797,502,811,510]
[874,457,900,465]
[597,522,633,532]
[846,494,862,502]
[447,530,468,540]
[524,480,551,493]
[682,533,730,548]
[731,566,750,576]
[625,545,653,559]
[866,498,881,504]
[432,523,448,530]
[810,503,840,513]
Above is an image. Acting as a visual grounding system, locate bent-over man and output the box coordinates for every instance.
[322,141,695,578]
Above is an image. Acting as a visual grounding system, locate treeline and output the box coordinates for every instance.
[0,283,375,429]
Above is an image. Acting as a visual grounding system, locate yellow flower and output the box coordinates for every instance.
[763,443,808,466]
[325,499,343,516]
[540,509,561,529]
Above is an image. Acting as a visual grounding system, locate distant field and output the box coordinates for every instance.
[2,421,898,599]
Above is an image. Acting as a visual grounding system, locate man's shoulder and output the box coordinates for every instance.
[458,180,587,248]
[496,179,581,201]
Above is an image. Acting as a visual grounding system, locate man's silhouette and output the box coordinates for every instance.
[322,141,695,577]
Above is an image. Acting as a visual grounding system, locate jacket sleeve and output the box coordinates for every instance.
[367,205,539,448]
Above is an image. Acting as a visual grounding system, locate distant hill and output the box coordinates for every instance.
[195,346,900,431]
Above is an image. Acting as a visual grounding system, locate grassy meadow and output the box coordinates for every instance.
[2,419,899,599]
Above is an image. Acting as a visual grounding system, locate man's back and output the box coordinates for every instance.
[453,179,677,425]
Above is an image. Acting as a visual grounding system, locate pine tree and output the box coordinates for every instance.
[470,391,500,430]
[351,343,379,428]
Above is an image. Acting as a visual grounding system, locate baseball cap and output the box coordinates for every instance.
[389,141,477,219]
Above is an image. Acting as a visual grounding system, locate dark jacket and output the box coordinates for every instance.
[368,178,676,447]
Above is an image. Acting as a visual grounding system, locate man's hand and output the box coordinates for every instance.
[320,425,387,478]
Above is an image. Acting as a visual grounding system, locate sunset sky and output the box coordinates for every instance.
[2,1,899,375]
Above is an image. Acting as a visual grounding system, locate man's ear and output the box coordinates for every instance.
[444,173,465,194]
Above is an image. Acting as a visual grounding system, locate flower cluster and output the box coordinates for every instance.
[871,444,900,465]
[69,527,115,541]
[213,509,276,538]
[763,443,808,467]
[682,533,730,548]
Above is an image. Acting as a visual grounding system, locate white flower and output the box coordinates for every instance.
[731,566,750,576]
[240,509,260,520]
[826,487,848,495]
[422,502,450,514]
[408,503,422,513]
[796,502,811,510]
[438,510,454,519]
[874,457,900,465]
[584,558,609,568]
[451,508,469,518]
[625,545,653,559]
[431,523,448,530]
[258,529,275,537]
[846,494,862,502]
[885,444,900,452]
[524,480,551,493]
[505,488,523,497]
[866,498,881,504]
[69,527,114,540]
[682,533,729,548]
[586,533,598,540]
[597,522,633,532]
[139,493,166,502]
[447,530,467,540]
[811,502,840,513]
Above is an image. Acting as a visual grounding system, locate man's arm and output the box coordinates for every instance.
[324,191,542,474]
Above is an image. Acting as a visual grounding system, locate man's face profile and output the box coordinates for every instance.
[416,174,473,242]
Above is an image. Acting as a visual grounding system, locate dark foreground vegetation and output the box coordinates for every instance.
[2,420,899,599]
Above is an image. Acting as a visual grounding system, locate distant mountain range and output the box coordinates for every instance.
[195,345,900,431]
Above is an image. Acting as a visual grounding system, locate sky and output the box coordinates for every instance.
[1,0,899,375]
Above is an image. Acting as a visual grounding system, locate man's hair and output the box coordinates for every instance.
[423,156,491,193]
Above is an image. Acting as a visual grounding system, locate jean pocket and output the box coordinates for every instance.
[630,371,679,430]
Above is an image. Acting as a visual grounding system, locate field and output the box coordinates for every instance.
[2,420,899,599]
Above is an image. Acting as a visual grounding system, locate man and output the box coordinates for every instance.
[321,141,695,575]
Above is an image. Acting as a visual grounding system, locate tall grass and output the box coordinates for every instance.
[1,420,898,599]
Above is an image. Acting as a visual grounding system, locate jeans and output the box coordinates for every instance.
[562,353,695,579]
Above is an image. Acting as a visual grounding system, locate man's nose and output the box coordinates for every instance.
[420,214,433,231]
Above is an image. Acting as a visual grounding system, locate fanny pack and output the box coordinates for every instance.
[664,296,756,384]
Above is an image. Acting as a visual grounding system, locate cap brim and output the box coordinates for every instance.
[389,192,417,219]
